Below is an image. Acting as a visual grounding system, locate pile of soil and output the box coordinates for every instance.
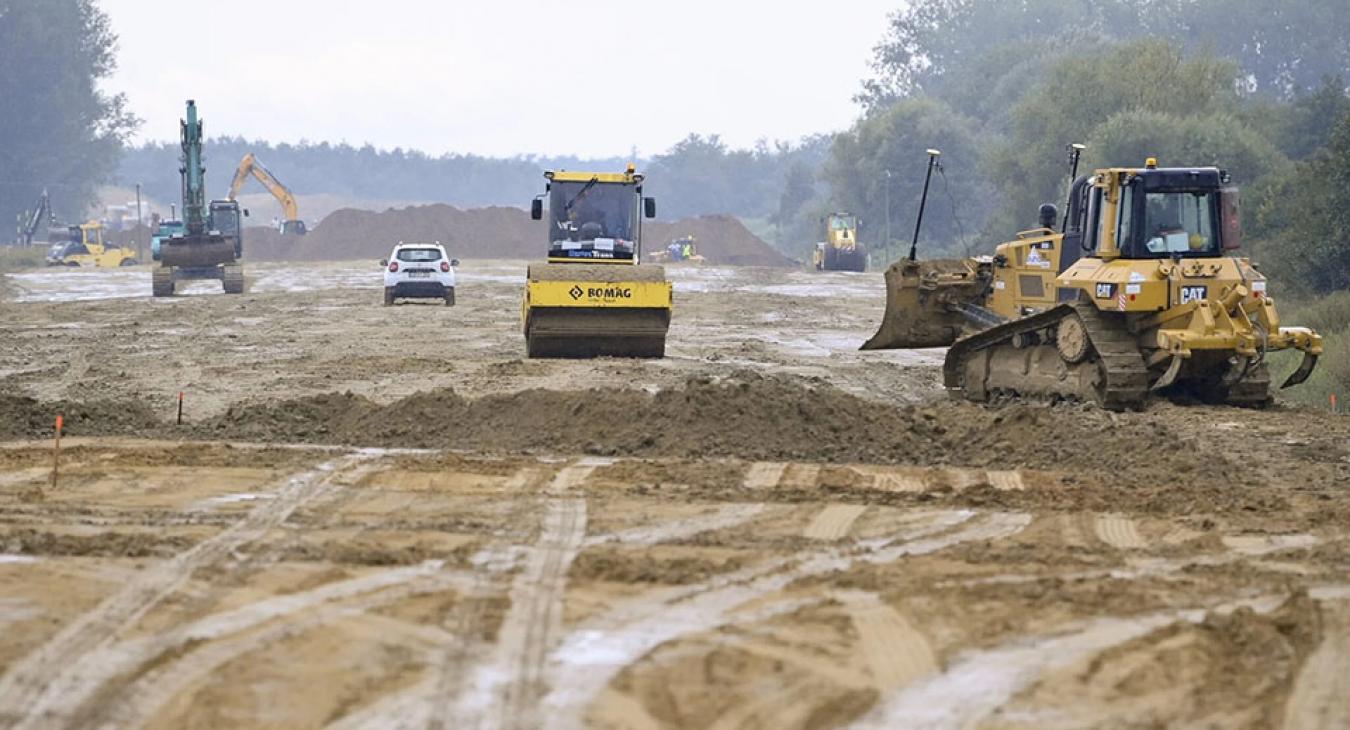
[242,207,791,267]
[644,215,794,267]
[196,373,941,463]
[0,394,161,440]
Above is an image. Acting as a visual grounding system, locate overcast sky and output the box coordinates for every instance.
[98,0,899,158]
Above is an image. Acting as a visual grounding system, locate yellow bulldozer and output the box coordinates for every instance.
[863,154,1322,409]
[523,166,671,358]
[813,212,867,272]
[45,221,138,268]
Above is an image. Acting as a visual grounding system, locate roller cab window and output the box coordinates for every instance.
[548,180,637,259]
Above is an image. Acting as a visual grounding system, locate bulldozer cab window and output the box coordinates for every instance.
[549,182,635,244]
[1138,191,1218,257]
[830,216,856,231]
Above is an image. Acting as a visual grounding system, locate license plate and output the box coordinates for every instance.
[408,271,431,279]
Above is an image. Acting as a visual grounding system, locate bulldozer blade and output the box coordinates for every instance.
[1280,352,1319,389]
[860,258,988,350]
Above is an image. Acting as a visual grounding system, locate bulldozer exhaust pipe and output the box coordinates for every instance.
[1062,143,1085,232]
[908,149,941,262]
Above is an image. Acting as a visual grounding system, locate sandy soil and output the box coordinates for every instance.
[1,260,1347,729]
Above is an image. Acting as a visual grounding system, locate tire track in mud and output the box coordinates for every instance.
[0,451,380,729]
[850,593,1304,730]
[742,462,786,490]
[837,591,938,690]
[441,460,601,730]
[1093,514,1147,550]
[1282,599,1350,730]
[586,503,767,547]
[803,504,868,541]
[94,564,468,729]
[541,510,1031,728]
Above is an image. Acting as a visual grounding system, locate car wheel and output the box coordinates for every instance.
[383,287,394,306]
[444,287,455,306]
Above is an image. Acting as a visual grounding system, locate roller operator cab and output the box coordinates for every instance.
[523,167,671,358]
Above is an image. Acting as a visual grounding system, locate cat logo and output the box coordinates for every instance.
[1179,285,1208,304]
[1095,283,1116,299]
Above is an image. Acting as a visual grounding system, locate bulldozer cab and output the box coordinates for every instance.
[536,170,653,263]
[1067,167,1233,261]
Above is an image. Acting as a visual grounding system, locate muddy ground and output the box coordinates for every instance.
[0,261,1347,729]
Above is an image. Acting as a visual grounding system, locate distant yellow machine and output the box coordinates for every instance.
[812,212,867,271]
[648,236,706,265]
[227,153,306,234]
[45,221,138,267]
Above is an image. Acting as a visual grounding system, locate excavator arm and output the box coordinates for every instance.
[227,153,307,234]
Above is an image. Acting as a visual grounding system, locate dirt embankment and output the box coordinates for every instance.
[243,206,791,267]
[10,371,1348,524]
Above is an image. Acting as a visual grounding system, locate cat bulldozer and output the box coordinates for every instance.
[813,212,867,272]
[523,166,670,358]
[862,156,1322,409]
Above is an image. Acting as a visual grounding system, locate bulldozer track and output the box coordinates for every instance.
[0,453,379,729]
[945,301,1149,410]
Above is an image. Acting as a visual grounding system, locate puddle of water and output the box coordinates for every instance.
[0,555,38,565]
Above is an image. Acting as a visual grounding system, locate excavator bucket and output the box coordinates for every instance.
[523,263,672,358]
[860,258,989,350]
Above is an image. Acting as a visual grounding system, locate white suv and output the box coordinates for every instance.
[383,242,457,306]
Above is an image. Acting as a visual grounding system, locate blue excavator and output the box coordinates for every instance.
[151,100,246,296]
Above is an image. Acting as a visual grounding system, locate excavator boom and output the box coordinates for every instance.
[228,153,306,234]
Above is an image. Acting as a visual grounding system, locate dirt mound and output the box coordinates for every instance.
[242,206,791,266]
[196,373,939,463]
[644,215,794,267]
[0,394,161,440]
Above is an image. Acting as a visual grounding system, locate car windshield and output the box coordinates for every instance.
[549,180,636,244]
[1141,190,1219,256]
[396,248,443,263]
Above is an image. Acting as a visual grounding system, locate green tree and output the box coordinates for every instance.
[0,0,138,233]
[861,0,1350,111]
[1256,112,1350,294]
[983,39,1276,236]
[826,97,987,261]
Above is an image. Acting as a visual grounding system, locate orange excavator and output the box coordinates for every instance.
[227,153,306,234]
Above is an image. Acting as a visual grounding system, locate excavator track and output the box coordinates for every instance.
[151,268,174,298]
[222,264,245,294]
[944,301,1149,411]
